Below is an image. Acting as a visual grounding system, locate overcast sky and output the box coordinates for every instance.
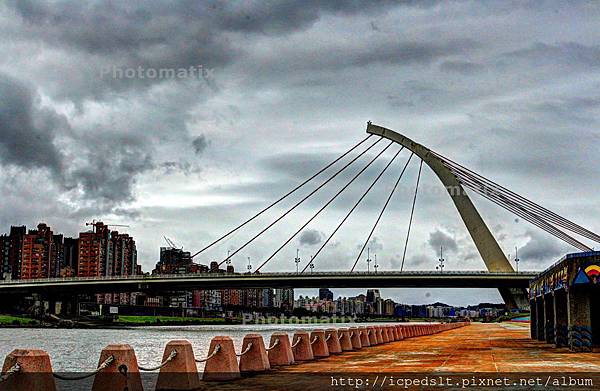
[1,1,599,306]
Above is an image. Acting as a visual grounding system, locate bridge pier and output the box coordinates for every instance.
[535,298,545,341]
[543,293,555,344]
[553,289,568,347]
[529,299,537,339]
[567,287,593,352]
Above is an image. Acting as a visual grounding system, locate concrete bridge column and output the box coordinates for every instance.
[553,289,568,348]
[530,299,537,340]
[536,298,545,341]
[567,287,592,352]
[544,293,555,344]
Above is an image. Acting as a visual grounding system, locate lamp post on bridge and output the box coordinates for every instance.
[373,254,378,274]
[366,247,372,273]
[309,255,315,274]
[436,246,445,273]
[247,256,252,273]
[225,250,232,269]
[514,246,520,273]
[294,249,301,274]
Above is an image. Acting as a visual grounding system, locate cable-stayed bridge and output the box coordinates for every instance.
[1,123,598,310]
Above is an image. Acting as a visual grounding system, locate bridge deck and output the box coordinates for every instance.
[0,271,537,294]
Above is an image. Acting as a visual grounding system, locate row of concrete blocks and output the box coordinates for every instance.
[0,322,468,390]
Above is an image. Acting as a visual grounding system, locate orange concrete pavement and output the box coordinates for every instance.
[202,323,600,390]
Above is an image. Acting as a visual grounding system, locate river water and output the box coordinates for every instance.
[0,322,397,371]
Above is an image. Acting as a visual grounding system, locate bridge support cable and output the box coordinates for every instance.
[350,153,415,272]
[301,147,406,273]
[447,162,600,244]
[433,151,600,244]
[401,159,424,271]
[255,141,395,272]
[217,137,383,266]
[190,134,374,259]
[454,172,591,251]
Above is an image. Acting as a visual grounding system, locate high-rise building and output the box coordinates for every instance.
[20,223,55,279]
[319,288,334,301]
[274,288,294,310]
[153,247,193,274]
[111,232,137,276]
[77,222,136,277]
[366,289,381,303]
[63,237,79,277]
[0,235,10,280]
[78,222,110,277]
[7,226,26,280]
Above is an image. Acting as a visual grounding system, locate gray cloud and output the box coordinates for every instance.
[518,229,569,267]
[428,229,458,253]
[439,60,484,74]
[298,229,325,247]
[192,135,209,155]
[0,74,65,177]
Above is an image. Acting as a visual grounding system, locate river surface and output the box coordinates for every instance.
[0,323,400,371]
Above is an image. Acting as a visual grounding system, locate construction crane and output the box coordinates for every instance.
[85,220,130,232]
[163,236,182,250]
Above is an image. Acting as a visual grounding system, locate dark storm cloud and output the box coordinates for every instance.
[3,0,414,101]
[298,229,325,246]
[0,73,65,177]
[66,133,155,205]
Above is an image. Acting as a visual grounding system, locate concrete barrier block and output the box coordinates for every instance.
[385,325,395,342]
[367,326,378,345]
[92,344,143,391]
[202,336,241,382]
[267,332,295,366]
[291,332,314,361]
[381,326,390,343]
[338,328,354,351]
[1,349,56,391]
[155,340,200,391]
[349,327,362,349]
[325,329,342,354]
[358,326,370,347]
[375,326,384,344]
[309,329,329,358]
[239,334,270,374]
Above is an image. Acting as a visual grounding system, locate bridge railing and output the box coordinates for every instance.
[0,270,538,285]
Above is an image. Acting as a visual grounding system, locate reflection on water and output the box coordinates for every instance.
[0,322,401,371]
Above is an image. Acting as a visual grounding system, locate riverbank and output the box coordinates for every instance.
[0,314,399,328]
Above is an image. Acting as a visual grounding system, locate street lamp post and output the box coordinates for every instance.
[247,256,252,273]
[366,247,372,273]
[436,246,445,273]
[373,254,378,274]
[294,249,301,274]
[514,246,520,273]
[309,255,315,274]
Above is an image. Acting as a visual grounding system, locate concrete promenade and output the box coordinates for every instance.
[211,322,600,390]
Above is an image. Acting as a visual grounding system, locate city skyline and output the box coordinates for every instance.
[1,2,599,306]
